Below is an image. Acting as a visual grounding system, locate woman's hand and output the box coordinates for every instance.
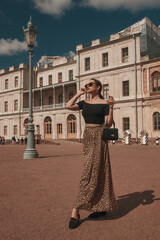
[107,96,115,109]
[77,88,86,96]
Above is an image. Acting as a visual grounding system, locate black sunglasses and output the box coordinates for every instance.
[84,82,96,88]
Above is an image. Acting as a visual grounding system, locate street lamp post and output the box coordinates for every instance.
[23,17,38,159]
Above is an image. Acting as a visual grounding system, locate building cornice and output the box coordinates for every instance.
[76,33,141,54]
[23,80,76,93]
[36,60,76,73]
[0,88,23,95]
[140,57,160,65]
[76,62,142,78]
[0,112,22,117]
[0,66,28,77]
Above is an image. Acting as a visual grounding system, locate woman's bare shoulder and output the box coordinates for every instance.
[84,99,108,104]
[100,99,108,104]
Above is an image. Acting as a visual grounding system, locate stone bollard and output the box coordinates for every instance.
[122,130,131,145]
[156,137,159,145]
[140,130,148,145]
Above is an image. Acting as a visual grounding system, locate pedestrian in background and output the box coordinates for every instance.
[1,136,5,145]
[21,137,24,145]
[66,78,118,229]
[12,136,15,144]
[15,137,19,144]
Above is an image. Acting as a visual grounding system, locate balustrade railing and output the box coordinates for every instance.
[23,103,66,112]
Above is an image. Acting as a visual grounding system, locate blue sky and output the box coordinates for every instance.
[0,0,160,70]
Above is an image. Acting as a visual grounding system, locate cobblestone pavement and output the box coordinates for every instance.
[0,141,160,240]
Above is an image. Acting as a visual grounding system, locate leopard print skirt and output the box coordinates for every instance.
[73,125,118,212]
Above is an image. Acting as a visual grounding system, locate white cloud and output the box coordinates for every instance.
[81,0,160,11]
[0,38,28,56]
[31,0,73,15]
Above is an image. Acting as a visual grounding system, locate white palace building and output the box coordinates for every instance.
[0,17,160,141]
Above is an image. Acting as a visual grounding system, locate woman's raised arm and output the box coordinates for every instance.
[66,88,86,111]
[104,96,115,128]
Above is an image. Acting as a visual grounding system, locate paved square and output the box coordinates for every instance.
[0,141,160,240]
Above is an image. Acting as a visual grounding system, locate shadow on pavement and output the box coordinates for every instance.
[39,153,82,159]
[79,190,160,226]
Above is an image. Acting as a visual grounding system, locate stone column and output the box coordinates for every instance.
[63,85,65,107]
[40,90,42,109]
[146,68,150,92]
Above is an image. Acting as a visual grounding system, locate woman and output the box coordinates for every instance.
[66,78,118,229]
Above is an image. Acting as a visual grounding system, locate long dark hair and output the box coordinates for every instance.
[90,78,104,99]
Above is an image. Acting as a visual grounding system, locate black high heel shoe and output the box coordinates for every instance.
[69,213,80,229]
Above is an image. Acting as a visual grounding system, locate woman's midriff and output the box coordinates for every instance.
[85,123,104,127]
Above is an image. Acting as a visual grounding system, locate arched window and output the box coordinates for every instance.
[69,92,73,100]
[49,95,53,105]
[153,112,160,130]
[58,94,63,104]
[44,116,52,138]
[24,118,29,135]
[152,72,160,92]
[67,114,76,135]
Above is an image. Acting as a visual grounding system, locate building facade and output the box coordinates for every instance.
[0,17,160,140]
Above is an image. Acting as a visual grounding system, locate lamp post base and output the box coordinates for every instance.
[23,122,39,159]
[23,149,38,159]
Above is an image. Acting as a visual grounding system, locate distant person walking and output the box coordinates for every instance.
[66,78,117,229]
[12,136,15,144]
[15,137,19,144]
[21,137,24,145]
[1,137,5,145]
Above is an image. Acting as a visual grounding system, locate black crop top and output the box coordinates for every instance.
[76,100,109,124]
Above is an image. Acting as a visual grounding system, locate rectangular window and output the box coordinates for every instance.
[103,84,109,99]
[39,97,43,106]
[102,53,108,67]
[123,118,130,131]
[58,94,63,103]
[39,77,43,87]
[5,79,8,90]
[69,92,73,100]
[36,125,40,134]
[85,57,90,71]
[122,47,128,63]
[58,72,62,83]
[14,100,18,111]
[49,96,53,105]
[69,70,73,81]
[123,80,129,96]
[13,125,17,135]
[48,75,52,85]
[15,76,18,87]
[4,101,8,112]
[4,126,7,136]
[57,124,62,134]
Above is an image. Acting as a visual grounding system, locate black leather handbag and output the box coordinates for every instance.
[102,120,118,142]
